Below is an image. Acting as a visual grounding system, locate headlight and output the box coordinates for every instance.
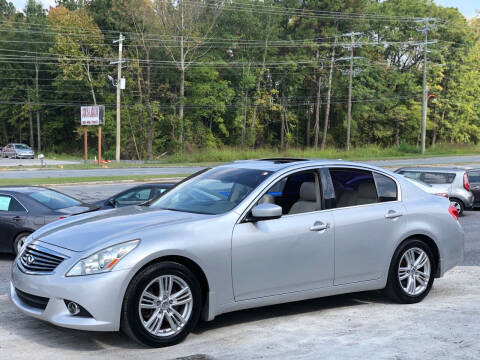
[66,240,139,276]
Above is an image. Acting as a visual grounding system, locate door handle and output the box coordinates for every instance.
[385,210,403,219]
[309,221,330,232]
[12,216,22,222]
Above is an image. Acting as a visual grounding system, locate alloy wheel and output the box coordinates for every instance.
[16,235,28,255]
[138,275,193,337]
[398,247,431,296]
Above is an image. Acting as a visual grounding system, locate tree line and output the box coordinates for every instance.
[0,0,479,159]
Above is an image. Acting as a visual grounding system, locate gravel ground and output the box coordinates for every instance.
[0,210,479,360]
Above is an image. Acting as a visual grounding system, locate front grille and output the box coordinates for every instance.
[19,244,66,274]
[16,288,49,310]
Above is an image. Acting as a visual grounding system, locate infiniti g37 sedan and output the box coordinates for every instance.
[10,159,464,347]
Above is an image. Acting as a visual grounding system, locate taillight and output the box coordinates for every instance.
[448,205,459,220]
[434,193,449,198]
[59,216,66,220]
[464,173,470,191]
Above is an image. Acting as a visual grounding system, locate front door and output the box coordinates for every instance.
[232,170,334,300]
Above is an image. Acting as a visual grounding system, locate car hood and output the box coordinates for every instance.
[34,205,209,252]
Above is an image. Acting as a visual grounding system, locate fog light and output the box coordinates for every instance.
[66,301,80,315]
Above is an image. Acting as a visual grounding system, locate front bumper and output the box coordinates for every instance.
[10,257,132,331]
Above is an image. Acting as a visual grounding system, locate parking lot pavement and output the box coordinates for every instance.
[0,212,479,360]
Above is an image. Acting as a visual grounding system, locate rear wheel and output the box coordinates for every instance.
[13,232,31,255]
[385,239,435,304]
[450,198,464,216]
[121,261,202,347]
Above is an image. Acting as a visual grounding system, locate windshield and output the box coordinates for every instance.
[28,189,81,210]
[150,167,273,215]
[14,144,31,150]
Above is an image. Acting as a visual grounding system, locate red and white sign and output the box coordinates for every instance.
[81,105,104,125]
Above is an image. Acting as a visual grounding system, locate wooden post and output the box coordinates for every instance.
[83,126,88,165]
[98,126,102,165]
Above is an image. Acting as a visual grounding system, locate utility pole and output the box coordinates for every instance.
[341,32,362,151]
[113,33,125,163]
[416,18,437,155]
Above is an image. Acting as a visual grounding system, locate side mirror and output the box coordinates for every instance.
[250,203,282,221]
[108,198,117,207]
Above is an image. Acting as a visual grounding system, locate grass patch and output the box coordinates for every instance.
[163,143,480,164]
[0,174,186,187]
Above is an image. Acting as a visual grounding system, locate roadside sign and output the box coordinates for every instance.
[81,105,105,126]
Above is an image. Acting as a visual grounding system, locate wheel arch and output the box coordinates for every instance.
[126,254,211,318]
[396,234,441,278]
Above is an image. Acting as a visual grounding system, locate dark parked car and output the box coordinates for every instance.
[467,169,480,207]
[93,183,175,209]
[0,187,99,254]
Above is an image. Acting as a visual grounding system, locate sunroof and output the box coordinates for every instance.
[259,158,309,164]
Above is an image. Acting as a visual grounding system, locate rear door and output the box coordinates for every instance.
[326,167,407,285]
[468,170,480,206]
[0,194,28,252]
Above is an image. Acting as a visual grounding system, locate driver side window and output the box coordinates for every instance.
[257,171,320,215]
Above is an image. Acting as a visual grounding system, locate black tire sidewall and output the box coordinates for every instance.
[122,261,202,347]
[387,239,435,304]
[451,198,464,216]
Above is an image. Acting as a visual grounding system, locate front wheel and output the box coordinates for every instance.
[385,239,435,304]
[121,261,202,347]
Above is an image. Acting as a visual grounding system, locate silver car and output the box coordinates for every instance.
[395,167,474,215]
[2,143,35,159]
[10,159,464,347]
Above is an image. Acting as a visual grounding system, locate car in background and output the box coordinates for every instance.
[2,143,35,159]
[0,187,99,254]
[10,159,464,347]
[466,169,480,208]
[395,167,474,215]
[93,183,175,210]
[402,176,449,198]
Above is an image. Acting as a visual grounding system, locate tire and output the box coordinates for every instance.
[385,239,435,304]
[13,232,31,255]
[450,198,464,216]
[121,261,202,347]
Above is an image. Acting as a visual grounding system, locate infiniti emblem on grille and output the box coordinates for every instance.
[25,255,35,265]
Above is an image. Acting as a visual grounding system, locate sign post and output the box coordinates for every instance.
[83,127,88,165]
[81,105,105,165]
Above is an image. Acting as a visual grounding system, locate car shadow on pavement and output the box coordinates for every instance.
[194,290,391,335]
[1,290,392,352]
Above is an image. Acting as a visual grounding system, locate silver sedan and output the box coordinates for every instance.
[10,159,464,347]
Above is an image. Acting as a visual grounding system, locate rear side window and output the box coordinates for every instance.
[468,171,480,183]
[420,172,455,184]
[373,173,398,202]
[0,195,26,212]
[329,168,378,208]
[399,171,421,180]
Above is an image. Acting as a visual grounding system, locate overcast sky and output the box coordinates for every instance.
[8,0,479,18]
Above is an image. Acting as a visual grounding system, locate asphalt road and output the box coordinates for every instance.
[1,154,480,179]
[0,209,479,359]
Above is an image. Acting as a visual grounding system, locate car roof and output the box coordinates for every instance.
[0,186,48,194]
[220,158,392,174]
[396,167,468,173]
